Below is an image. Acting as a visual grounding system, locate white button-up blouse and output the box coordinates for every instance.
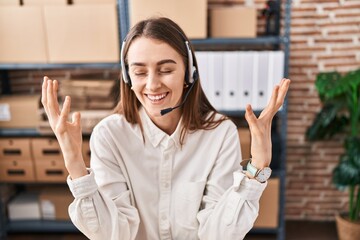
[67,107,267,240]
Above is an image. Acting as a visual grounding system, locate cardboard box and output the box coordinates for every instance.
[0,0,19,5]
[73,0,116,4]
[39,186,73,220]
[210,7,257,38]
[82,140,91,167]
[0,160,36,182]
[31,138,63,161]
[129,0,207,39]
[0,95,40,128]
[238,128,251,159]
[254,177,280,228]
[0,138,32,161]
[44,5,119,63]
[8,192,41,220]
[0,6,48,63]
[34,160,67,182]
[23,0,67,5]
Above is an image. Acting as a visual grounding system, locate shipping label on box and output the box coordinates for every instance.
[0,103,11,121]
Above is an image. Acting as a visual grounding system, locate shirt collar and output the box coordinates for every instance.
[139,107,182,149]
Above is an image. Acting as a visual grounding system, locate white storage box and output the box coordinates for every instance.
[8,192,41,220]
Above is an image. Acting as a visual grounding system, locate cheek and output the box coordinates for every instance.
[131,84,145,99]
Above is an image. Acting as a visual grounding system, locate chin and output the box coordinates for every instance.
[144,107,163,118]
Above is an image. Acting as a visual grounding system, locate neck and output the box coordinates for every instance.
[150,108,182,135]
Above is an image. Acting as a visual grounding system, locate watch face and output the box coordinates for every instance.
[256,167,272,182]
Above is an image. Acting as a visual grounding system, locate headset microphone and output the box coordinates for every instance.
[160,80,196,116]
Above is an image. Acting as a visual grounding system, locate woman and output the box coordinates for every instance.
[41,17,290,240]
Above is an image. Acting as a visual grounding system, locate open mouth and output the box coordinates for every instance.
[146,92,169,103]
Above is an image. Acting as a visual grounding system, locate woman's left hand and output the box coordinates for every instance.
[244,78,291,170]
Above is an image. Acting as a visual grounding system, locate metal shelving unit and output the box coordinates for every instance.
[0,0,291,239]
[7,220,78,233]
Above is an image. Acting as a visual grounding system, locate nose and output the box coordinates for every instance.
[146,71,161,91]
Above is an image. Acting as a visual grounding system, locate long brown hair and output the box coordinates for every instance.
[114,17,227,144]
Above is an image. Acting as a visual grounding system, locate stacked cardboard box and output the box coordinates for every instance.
[209,6,257,38]
[0,0,119,63]
[0,138,36,182]
[238,127,251,159]
[39,186,73,220]
[129,0,207,39]
[0,95,41,129]
[254,178,280,228]
[59,79,116,110]
[31,138,67,182]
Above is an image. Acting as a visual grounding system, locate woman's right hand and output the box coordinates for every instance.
[41,76,88,179]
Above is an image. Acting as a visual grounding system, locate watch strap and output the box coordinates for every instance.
[246,160,259,177]
[240,159,259,177]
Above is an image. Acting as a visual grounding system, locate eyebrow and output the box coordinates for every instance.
[130,59,177,67]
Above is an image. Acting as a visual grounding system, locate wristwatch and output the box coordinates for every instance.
[241,159,272,183]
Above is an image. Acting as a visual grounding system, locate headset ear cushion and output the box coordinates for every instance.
[122,65,132,87]
[189,66,198,84]
[126,73,132,87]
[192,68,199,82]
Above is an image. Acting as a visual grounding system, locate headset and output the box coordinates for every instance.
[120,36,199,115]
[121,40,198,87]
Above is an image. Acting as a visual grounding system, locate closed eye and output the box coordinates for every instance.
[159,70,173,74]
[134,72,147,76]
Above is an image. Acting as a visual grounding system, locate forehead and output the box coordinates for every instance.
[127,37,182,64]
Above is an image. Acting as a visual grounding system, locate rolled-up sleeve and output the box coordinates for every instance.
[67,125,140,240]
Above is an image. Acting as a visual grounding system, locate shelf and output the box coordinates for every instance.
[0,63,121,70]
[191,36,285,47]
[0,129,92,138]
[250,227,281,235]
[7,220,78,233]
[0,129,43,137]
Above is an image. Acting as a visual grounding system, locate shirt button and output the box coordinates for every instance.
[164,183,169,188]
[161,214,167,221]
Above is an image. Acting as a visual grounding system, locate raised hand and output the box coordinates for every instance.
[244,78,291,170]
[41,76,87,179]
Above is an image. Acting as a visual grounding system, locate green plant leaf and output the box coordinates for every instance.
[333,156,360,188]
[305,103,348,140]
[345,136,360,168]
[315,72,342,101]
[325,69,360,99]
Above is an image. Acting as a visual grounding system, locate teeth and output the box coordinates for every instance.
[147,93,167,101]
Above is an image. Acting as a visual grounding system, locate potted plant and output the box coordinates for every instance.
[306,68,360,240]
